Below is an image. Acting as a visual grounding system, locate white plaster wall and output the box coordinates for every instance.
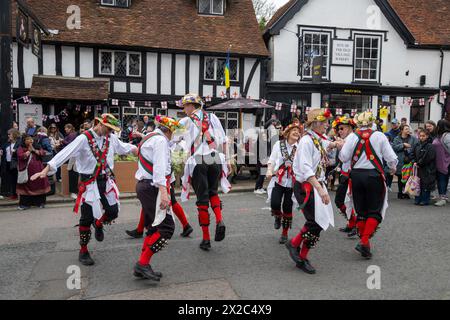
[23,46,38,88]
[130,82,142,93]
[189,55,200,94]
[202,85,213,98]
[79,47,93,78]
[42,45,56,76]
[175,54,186,96]
[114,82,127,93]
[61,46,75,77]
[146,52,158,94]
[160,54,172,95]
[12,43,19,88]
[247,62,261,99]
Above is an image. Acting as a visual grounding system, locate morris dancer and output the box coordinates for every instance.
[176,94,230,251]
[337,112,397,259]
[266,121,302,244]
[285,109,338,274]
[332,115,358,238]
[31,114,138,266]
[132,116,184,281]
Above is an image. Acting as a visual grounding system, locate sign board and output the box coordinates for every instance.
[332,40,353,66]
[312,55,323,84]
[18,104,43,132]
[16,9,29,48]
[31,23,42,59]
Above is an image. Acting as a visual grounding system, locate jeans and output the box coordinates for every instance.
[437,166,450,197]
[415,190,431,205]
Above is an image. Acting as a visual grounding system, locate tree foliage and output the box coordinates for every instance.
[252,0,276,31]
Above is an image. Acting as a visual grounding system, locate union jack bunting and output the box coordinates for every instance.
[290,103,297,113]
[161,101,168,109]
[111,99,119,106]
[128,101,135,108]
[275,102,282,111]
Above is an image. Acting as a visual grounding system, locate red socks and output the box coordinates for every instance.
[136,209,145,233]
[95,214,107,228]
[361,218,379,246]
[291,226,307,247]
[209,195,223,223]
[79,226,90,254]
[299,244,310,260]
[172,202,188,228]
[138,231,161,266]
[356,220,366,238]
[198,205,210,241]
[348,211,357,229]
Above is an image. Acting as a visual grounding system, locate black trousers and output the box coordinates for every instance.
[335,174,349,211]
[191,157,221,206]
[170,182,178,205]
[136,180,175,239]
[396,174,405,195]
[79,177,119,227]
[293,181,323,236]
[19,194,46,207]
[254,162,266,190]
[68,169,79,194]
[271,183,293,213]
[350,169,385,223]
[2,162,18,196]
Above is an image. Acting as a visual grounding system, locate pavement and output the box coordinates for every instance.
[0,189,450,300]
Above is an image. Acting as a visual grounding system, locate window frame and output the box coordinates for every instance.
[101,0,131,8]
[198,0,224,16]
[99,50,142,77]
[204,56,239,81]
[409,98,429,124]
[299,29,332,80]
[353,34,382,83]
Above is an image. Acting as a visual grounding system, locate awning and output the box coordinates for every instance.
[29,75,110,101]
[207,98,274,110]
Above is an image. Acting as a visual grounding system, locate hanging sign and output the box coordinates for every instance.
[17,9,29,48]
[31,23,42,59]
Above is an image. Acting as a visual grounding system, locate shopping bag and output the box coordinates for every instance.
[404,164,420,197]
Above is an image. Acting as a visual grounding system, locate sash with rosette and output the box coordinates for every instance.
[137,131,172,193]
[189,111,217,155]
[277,140,297,185]
[73,130,110,213]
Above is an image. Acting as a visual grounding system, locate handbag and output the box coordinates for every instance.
[17,153,33,184]
[404,163,420,197]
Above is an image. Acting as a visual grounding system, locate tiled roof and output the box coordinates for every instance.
[265,0,450,46]
[13,0,268,57]
[29,76,110,100]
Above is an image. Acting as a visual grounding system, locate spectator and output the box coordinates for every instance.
[48,123,64,152]
[12,121,19,130]
[143,115,155,133]
[432,119,450,207]
[392,124,418,199]
[25,118,40,137]
[412,129,436,206]
[425,120,437,140]
[264,114,278,129]
[1,128,20,200]
[59,124,77,150]
[401,117,408,126]
[36,127,53,154]
[385,118,401,142]
[59,124,79,199]
[16,134,50,210]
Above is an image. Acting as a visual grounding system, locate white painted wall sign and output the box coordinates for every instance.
[18,104,43,132]
[332,39,354,66]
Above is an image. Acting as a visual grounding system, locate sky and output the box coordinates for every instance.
[271,0,290,8]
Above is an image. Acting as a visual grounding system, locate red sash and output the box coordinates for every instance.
[350,129,384,177]
[190,111,217,155]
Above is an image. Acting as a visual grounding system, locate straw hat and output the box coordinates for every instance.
[332,115,356,129]
[306,108,333,126]
[181,93,203,107]
[282,122,303,138]
[353,111,376,127]
[95,113,121,132]
[155,115,184,133]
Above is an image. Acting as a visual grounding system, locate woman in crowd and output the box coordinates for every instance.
[59,124,79,199]
[48,123,64,153]
[412,129,436,206]
[392,124,418,199]
[1,128,21,200]
[433,119,450,207]
[16,134,50,210]
[425,121,437,140]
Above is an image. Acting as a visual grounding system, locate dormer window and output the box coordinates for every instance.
[198,0,224,16]
[101,0,131,8]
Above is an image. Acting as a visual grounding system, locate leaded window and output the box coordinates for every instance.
[99,50,141,77]
[100,51,112,75]
[114,52,127,77]
[302,31,330,79]
[204,57,239,81]
[354,35,380,81]
[129,53,141,76]
[101,0,130,8]
[199,0,224,15]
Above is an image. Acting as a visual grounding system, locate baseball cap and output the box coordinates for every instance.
[391,118,399,124]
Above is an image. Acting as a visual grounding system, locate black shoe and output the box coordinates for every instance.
[347,227,358,238]
[355,243,372,259]
[79,251,95,266]
[180,224,194,237]
[133,263,161,281]
[274,217,281,230]
[93,221,104,242]
[397,193,403,199]
[214,221,226,242]
[126,229,143,239]
[296,258,316,274]
[199,240,211,251]
[402,194,410,199]
[279,235,288,244]
[339,226,352,233]
[285,241,301,264]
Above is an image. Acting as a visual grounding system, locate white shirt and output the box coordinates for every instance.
[47,130,137,175]
[294,131,330,183]
[339,128,398,170]
[268,140,298,188]
[135,129,171,187]
[6,143,15,162]
[176,109,226,156]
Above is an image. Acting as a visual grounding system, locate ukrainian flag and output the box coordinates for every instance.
[224,49,230,89]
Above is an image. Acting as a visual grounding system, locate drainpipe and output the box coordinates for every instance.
[438,48,445,119]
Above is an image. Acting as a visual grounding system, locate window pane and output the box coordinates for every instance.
[320,45,328,56]
[100,51,112,74]
[370,70,377,79]
[356,48,362,58]
[370,60,377,69]
[229,59,238,81]
[114,52,127,76]
[356,37,363,48]
[129,53,140,76]
[304,33,312,43]
[205,57,215,79]
[371,38,379,48]
[355,59,362,68]
[371,49,378,59]
[312,34,320,44]
[199,0,211,14]
[362,70,369,79]
[364,49,371,58]
[101,0,114,5]
[363,60,370,69]
[320,34,328,44]
[355,70,362,79]
[212,0,223,14]
[364,38,371,47]
[217,58,226,81]
[115,0,129,7]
